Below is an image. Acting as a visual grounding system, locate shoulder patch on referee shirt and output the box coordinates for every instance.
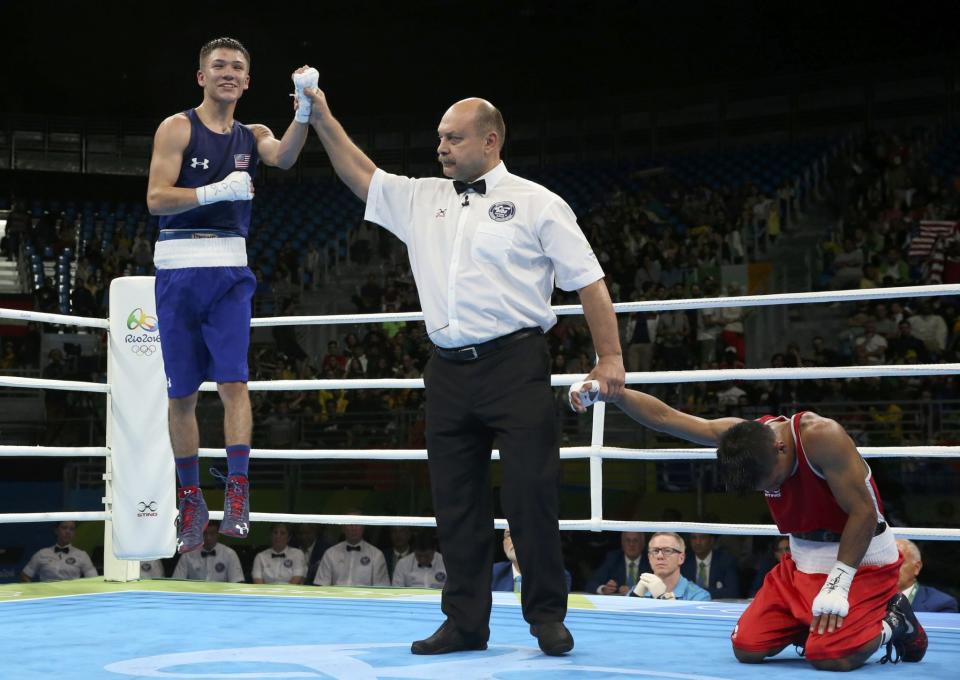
[488,201,516,222]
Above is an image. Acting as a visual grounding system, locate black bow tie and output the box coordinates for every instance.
[271,553,286,559]
[201,549,216,558]
[54,546,69,554]
[417,562,432,569]
[346,545,362,552]
[453,179,486,195]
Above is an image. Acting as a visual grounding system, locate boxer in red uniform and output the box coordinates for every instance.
[571,387,927,672]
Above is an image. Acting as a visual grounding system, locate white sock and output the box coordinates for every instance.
[880,620,893,646]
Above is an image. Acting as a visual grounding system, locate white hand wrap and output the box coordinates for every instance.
[811,561,855,619]
[568,380,600,409]
[195,171,253,206]
[631,572,667,599]
[292,68,319,123]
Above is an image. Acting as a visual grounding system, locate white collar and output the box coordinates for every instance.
[472,161,508,192]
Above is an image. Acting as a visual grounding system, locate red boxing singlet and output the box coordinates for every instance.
[756,413,884,535]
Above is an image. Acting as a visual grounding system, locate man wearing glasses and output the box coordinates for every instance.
[629,532,711,601]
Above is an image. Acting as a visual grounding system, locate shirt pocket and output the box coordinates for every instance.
[471,222,515,266]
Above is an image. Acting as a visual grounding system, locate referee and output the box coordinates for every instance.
[305,90,624,656]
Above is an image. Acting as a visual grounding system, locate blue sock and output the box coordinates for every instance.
[226,444,250,478]
[175,455,200,488]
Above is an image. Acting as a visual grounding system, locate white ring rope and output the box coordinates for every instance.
[0,308,109,329]
[0,375,110,393]
[598,282,960,315]
[194,363,960,392]
[245,283,960,327]
[0,445,109,458]
[564,520,960,542]
[5,362,955,396]
[613,363,960,384]
[9,507,955,541]
[180,512,956,542]
[0,283,956,332]
[0,511,109,524]
[196,445,960,461]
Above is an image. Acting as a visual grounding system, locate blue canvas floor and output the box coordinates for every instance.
[0,583,957,679]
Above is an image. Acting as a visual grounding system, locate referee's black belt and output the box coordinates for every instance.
[434,327,542,362]
[791,522,887,543]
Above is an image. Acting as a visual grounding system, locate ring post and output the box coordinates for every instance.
[104,276,176,581]
[589,399,606,532]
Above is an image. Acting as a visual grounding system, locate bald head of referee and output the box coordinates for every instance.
[437,97,506,183]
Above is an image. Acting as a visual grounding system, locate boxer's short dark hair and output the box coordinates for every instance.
[717,420,776,493]
[199,37,250,70]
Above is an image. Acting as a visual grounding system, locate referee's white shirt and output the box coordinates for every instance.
[364,161,604,348]
[252,546,306,584]
[313,540,390,587]
[391,552,447,589]
[22,545,97,581]
[172,543,244,583]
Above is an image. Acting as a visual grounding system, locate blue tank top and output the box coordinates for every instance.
[158,109,259,237]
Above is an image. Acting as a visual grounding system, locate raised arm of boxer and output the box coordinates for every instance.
[249,121,307,170]
[247,67,314,170]
[304,87,378,202]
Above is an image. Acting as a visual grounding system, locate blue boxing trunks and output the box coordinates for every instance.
[155,266,256,398]
[154,230,255,398]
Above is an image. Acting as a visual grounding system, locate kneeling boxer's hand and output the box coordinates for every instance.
[810,561,855,634]
[196,171,254,206]
[568,380,600,413]
[631,572,667,599]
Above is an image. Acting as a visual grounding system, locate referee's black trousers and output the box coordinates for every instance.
[424,332,566,638]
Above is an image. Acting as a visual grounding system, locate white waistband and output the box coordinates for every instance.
[154,237,247,269]
[789,525,898,574]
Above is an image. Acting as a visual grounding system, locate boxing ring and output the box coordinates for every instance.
[0,280,959,678]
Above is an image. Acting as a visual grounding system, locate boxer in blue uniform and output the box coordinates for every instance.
[147,37,314,553]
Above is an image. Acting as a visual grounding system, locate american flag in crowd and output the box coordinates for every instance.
[233,153,251,170]
[912,221,960,284]
[908,220,957,258]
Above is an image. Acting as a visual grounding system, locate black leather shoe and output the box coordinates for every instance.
[530,622,574,656]
[411,621,488,655]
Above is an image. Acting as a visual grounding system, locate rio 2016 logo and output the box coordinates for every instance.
[126,308,158,332]
[124,307,160,357]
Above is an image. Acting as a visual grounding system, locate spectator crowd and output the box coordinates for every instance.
[19,521,957,613]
